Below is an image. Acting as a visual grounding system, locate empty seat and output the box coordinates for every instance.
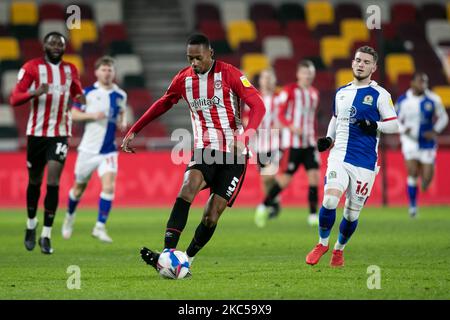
[63,54,84,74]
[250,3,277,21]
[0,1,9,25]
[215,54,240,67]
[0,104,16,126]
[241,53,270,82]
[198,21,226,41]
[391,3,417,26]
[0,37,20,60]
[114,54,143,83]
[334,3,362,22]
[256,20,283,40]
[94,0,123,26]
[263,36,293,62]
[385,53,415,84]
[340,19,369,45]
[314,71,334,91]
[10,1,38,25]
[195,3,221,24]
[126,88,152,112]
[426,20,450,47]
[39,20,68,41]
[320,36,351,67]
[291,37,320,61]
[226,20,256,50]
[432,86,450,108]
[69,20,98,51]
[420,3,446,22]
[211,40,233,55]
[123,74,146,89]
[273,58,297,85]
[305,1,334,30]
[221,1,248,27]
[20,39,41,61]
[284,21,310,39]
[74,4,94,20]
[335,69,353,88]
[10,24,37,40]
[108,40,133,56]
[39,3,65,20]
[101,23,127,47]
[278,3,304,22]
[1,69,19,100]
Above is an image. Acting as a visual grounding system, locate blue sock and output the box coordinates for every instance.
[407,185,417,208]
[98,192,113,224]
[338,218,358,245]
[67,189,79,215]
[319,206,336,239]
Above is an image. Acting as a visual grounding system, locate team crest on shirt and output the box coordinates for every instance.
[214,80,222,90]
[328,171,337,179]
[362,95,373,105]
[349,106,357,118]
[424,102,433,111]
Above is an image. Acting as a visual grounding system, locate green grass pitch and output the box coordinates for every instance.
[0,206,449,299]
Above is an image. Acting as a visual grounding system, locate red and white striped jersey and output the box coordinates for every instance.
[13,57,83,137]
[244,92,281,153]
[166,60,259,152]
[279,83,319,149]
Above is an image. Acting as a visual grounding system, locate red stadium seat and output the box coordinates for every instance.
[39,3,65,21]
[195,3,221,26]
[291,37,320,60]
[256,20,283,41]
[334,3,362,22]
[216,54,240,68]
[313,71,334,92]
[284,21,311,39]
[101,23,128,47]
[250,3,277,21]
[198,21,226,41]
[20,39,41,62]
[273,57,297,85]
[397,74,413,94]
[391,3,417,27]
[126,88,153,113]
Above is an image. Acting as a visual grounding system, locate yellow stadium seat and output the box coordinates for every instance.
[69,20,98,51]
[10,1,38,25]
[385,53,415,84]
[340,19,369,45]
[227,20,256,50]
[432,86,450,108]
[305,1,334,30]
[336,69,354,88]
[241,53,269,82]
[320,36,351,67]
[0,37,20,60]
[63,54,84,75]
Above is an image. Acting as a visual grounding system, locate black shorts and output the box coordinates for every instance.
[27,136,69,172]
[279,147,319,175]
[186,148,248,207]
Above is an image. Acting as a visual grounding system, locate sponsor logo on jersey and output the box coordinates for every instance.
[240,76,251,88]
[190,96,221,111]
[362,95,373,105]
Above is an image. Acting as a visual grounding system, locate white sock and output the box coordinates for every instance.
[41,226,52,238]
[27,218,37,229]
[95,221,105,229]
[334,241,345,251]
[319,237,329,246]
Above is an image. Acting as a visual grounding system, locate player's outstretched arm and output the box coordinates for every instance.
[71,108,106,122]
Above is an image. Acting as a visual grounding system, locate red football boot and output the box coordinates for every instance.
[305,244,329,265]
[330,249,344,267]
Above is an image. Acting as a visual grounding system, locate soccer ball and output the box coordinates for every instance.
[157,249,190,279]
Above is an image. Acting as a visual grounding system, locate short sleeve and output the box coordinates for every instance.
[227,65,259,100]
[163,72,183,105]
[16,62,35,91]
[377,91,397,121]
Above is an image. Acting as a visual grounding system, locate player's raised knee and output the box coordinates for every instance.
[322,194,339,210]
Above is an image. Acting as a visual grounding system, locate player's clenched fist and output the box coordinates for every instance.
[121,132,136,153]
[317,136,332,152]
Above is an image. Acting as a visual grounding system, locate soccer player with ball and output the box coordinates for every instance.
[121,34,265,278]
[305,46,399,267]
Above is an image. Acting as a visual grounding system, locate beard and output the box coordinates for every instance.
[353,70,371,81]
[44,49,63,64]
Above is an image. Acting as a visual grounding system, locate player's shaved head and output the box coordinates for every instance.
[186,33,214,74]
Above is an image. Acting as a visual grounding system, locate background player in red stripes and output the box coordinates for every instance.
[255,60,321,228]
[121,33,265,275]
[10,32,85,254]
